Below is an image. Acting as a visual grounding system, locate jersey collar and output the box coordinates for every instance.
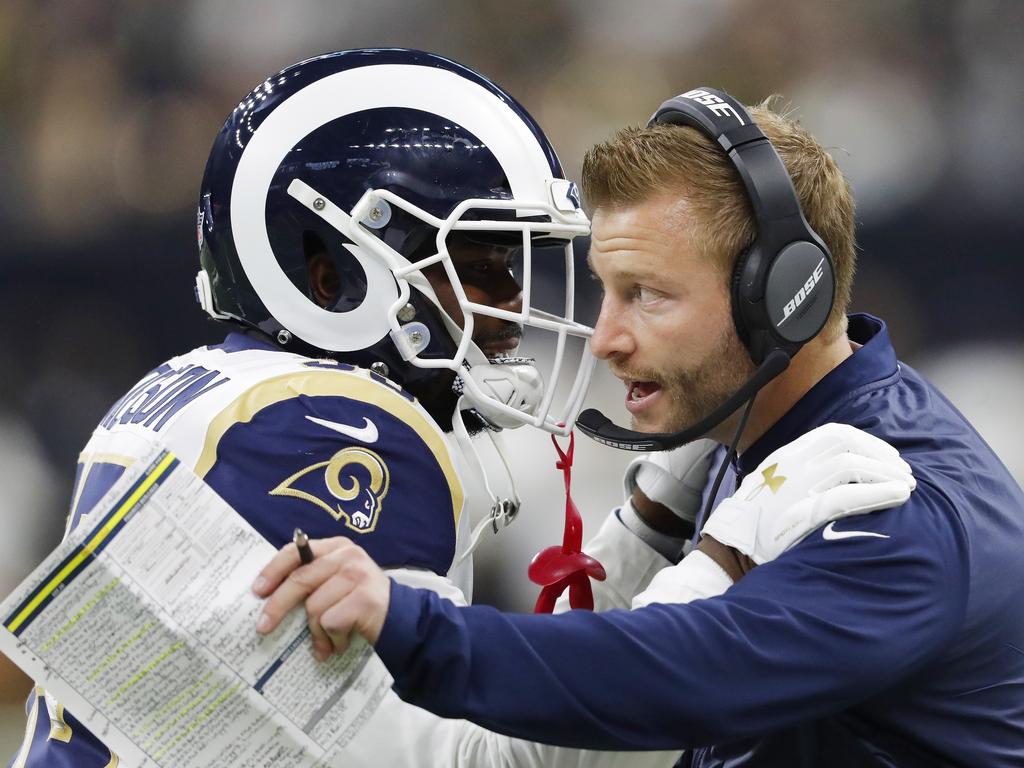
[209,330,280,354]
[737,313,900,477]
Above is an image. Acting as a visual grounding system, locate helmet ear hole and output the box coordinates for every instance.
[303,231,339,309]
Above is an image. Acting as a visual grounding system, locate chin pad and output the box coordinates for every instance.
[462,361,544,429]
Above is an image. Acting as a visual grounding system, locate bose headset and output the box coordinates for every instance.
[576,87,836,452]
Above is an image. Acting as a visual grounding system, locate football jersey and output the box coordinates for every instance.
[11,331,473,768]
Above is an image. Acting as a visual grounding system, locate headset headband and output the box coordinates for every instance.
[649,88,824,278]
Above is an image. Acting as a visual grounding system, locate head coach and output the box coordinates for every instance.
[257,88,1024,767]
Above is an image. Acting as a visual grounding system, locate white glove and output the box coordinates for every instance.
[623,439,718,523]
[701,422,916,565]
[634,423,915,608]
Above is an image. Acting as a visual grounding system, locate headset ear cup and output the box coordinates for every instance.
[730,250,751,349]
[762,241,835,348]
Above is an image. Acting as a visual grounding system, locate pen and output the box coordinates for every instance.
[294,528,314,565]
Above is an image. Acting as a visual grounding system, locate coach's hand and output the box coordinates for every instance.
[252,537,390,662]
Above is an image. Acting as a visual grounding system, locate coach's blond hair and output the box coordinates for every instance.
[582,100,855,341]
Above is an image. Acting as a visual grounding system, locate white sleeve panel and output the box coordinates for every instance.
[339,567,680,768]
[632,550,734,608]
[342,686,680,768]
[387,566,470,606]
[553,508,673,614]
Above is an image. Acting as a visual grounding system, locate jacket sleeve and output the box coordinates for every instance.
[374,492,969,751]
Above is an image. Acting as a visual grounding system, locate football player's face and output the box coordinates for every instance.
[424,234,524,359]
[587,193,756,438]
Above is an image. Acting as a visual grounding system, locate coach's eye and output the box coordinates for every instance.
[634,286,662,304]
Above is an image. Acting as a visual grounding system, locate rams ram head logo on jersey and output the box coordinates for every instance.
[270,447,390,533]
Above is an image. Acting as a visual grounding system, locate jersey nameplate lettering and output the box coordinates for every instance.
[100,364,230,432]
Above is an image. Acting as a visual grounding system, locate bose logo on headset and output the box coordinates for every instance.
[678,89,746,125]
[778,259,826,327]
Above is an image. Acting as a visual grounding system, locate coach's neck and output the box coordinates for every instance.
[735,333,854,454]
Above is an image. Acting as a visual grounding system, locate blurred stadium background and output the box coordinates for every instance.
[2,0,1022,755]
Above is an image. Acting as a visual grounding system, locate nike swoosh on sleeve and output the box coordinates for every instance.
[305,415,379,443]
[822,521,890,541]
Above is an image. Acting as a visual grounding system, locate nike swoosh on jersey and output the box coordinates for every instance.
[822,521,890,541]
[305,415,379,443]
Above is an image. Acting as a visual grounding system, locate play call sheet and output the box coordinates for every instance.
[0,449,390,767]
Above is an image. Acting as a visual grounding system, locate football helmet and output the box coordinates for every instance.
[196,48,593,434]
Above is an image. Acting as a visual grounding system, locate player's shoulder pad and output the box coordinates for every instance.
[197,361,465,576]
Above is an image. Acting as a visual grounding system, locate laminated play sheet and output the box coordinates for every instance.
[0,448,389,767]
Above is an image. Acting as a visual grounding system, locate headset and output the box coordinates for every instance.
[576,86,836,451]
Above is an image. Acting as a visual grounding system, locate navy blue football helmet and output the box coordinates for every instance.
[196,48,593,434]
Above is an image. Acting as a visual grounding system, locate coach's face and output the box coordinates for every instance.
[588,192,756,437]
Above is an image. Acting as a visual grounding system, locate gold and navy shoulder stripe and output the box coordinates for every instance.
[4,452,177,637]
[193,367,464,575]
[195,368,463,526]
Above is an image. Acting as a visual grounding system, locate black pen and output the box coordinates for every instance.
[294,528,314,565]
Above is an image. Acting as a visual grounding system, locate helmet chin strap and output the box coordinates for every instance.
[451,398,522,567]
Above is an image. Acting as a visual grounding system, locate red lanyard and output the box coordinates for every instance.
[528,431,606,612]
